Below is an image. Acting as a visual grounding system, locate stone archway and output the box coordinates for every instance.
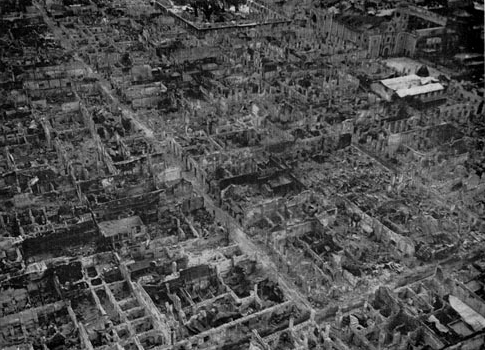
[382,47,390,57]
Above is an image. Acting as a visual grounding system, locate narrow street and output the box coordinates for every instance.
[36,0,314,312]
[182,172,314,311]
[35,0,156,141]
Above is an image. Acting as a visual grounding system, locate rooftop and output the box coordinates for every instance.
[380,74,444,97]
[395,82,444,97]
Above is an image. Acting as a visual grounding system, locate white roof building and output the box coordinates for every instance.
[376,74,445,100]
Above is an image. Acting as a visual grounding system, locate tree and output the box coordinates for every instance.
[225,0,246,11]
[190,0,228,21]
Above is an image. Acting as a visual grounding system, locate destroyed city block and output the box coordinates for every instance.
[0,0,484,348]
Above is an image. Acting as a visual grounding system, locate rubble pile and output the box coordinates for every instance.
[0,0,483,348]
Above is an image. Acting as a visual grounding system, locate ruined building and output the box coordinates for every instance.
[0,0,484,349]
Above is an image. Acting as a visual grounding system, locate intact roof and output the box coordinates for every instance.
[380,74,444,97]
[381,74,433,89]
[395,83,444,97]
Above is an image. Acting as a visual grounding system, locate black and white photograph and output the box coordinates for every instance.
[0,0,484,348]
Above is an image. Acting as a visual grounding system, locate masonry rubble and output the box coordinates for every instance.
[0,0,484,349]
